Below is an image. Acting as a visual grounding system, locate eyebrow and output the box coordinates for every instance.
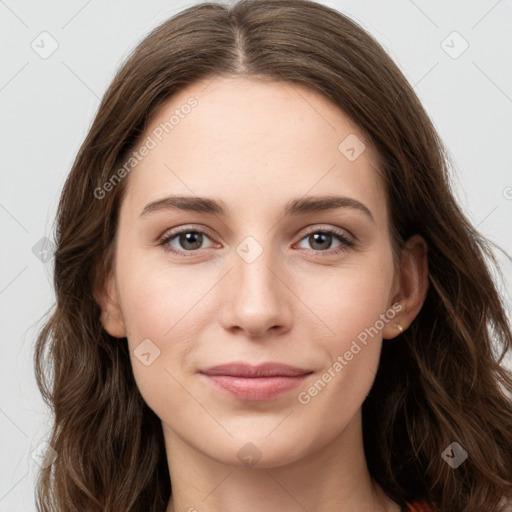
[139,195,374,223]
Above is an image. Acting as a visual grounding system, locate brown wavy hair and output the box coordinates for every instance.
[33,0,512,510]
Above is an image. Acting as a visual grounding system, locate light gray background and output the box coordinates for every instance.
[1,1,511,510]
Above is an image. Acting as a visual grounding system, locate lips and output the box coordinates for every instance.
[199,362,313,400]
[200,362,312,378]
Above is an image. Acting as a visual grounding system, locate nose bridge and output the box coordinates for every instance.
[221,233,291,336]
[237,239,278,297]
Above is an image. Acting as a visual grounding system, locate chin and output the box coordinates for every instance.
[203,430,316,470]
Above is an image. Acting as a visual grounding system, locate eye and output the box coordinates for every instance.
[159,227,217,256]
[296,227,355,255]
[159,226,355,257]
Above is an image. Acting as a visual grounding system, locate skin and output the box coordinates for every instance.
[98,76,428,512]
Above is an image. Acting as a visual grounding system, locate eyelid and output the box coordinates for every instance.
[158,224,219,252]
[158,223,356,256]
[293,225,355,255]
[159,223,355,243]
[299,224,355,241]
[159,224,216,242]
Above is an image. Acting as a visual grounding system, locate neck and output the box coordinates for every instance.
[163,410,400,512]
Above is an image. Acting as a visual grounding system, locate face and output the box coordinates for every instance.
[102,76,405,468]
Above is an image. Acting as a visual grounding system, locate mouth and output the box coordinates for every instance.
[199,362,313,401]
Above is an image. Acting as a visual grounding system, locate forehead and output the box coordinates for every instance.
[122,76,387,223]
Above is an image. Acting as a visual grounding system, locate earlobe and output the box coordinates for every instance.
[383,234,429,339]
[94,272,127,339]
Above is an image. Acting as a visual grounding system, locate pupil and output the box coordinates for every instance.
[181,232,202,250]
[310,233,331,250]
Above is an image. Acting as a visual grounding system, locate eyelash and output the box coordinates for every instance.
[158,225,355,258]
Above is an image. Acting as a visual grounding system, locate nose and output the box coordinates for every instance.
[219,242,293,338]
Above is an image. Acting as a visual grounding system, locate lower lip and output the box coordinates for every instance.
[201,374,311,400]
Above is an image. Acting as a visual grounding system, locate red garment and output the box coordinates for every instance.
[406,501,431,511]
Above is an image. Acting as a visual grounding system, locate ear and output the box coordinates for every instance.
[94,271,127,338]
[382,234,429,339]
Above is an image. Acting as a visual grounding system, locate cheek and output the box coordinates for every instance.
[114,250,203,388]
[294,251,394,405]
[297,252,394,350]
[118,266,205,416]
[117,246,208,340]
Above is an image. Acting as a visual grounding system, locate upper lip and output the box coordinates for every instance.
[199,362,312,378]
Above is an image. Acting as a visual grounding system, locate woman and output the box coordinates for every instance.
[34,0,512,511]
